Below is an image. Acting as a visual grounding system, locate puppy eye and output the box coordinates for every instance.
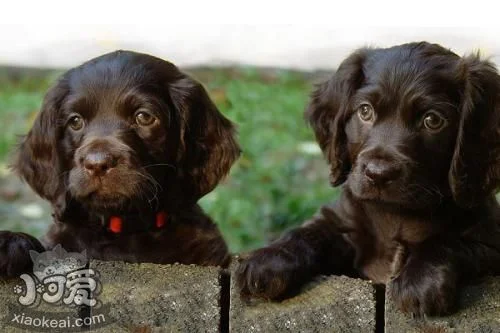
[357,103,375,122]
[423,111,447,132]
[135,111,157,127]
[67,114,85,131]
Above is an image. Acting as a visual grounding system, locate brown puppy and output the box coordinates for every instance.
[237,42,500,316]
[0,50,240,277]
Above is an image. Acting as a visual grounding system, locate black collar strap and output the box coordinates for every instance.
[104,211,167,234]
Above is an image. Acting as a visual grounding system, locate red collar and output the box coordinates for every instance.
[106,211,168,234]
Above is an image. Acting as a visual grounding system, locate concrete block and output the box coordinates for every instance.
[229,269,376,333]
[385,276,500,333]
[88,260,223,332]
[0,261,223,332]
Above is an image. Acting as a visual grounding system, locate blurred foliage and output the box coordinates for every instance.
[0,66,339,253]
[0,71,51,158]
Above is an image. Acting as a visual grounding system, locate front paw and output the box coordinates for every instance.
[389,259,457,316]
[236,246,311,301]
[0,231,44,278]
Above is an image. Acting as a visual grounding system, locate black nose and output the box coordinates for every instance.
[83,152,117,177]
[364,161,401,185]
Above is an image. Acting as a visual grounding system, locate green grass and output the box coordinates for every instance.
[0,67,338,253]
[192,68,337,251]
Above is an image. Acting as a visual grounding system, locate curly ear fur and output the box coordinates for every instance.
[305,49,368,186]
[12,80,69,215]
[449,54,500,208]
[169,76,240,201]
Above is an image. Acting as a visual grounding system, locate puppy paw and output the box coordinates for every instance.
[0,231,44,278]
[236,246,311,301]
[389,258,457,317]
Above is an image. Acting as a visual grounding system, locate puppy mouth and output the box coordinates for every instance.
[348,175,443,208]
[350,180,389,201]
[83,191,131,210]
[346,158,408,204]
[347,170,404,203]
[68,167,160,211]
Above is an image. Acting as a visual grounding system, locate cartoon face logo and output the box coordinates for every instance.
[30,245,88,281]
[13,245,100,308]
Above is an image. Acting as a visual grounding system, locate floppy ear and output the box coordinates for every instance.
[169,75,240,201]
[12,81,69,216]
[449,54,500,208]
[305,49,368,186]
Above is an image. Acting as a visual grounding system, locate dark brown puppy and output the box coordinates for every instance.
[0,50,240,277]
[237,42,500,316]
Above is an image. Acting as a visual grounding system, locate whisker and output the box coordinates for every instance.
[143,163,176,170]
[131,171,163,209]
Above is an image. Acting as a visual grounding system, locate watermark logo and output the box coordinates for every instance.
[4,245,112,332]
[13,245,99,308]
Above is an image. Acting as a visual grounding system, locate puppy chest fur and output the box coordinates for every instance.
[331,194,443,284]
[353,210,443,284]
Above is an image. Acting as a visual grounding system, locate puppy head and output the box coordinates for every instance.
[13,50,240,217]
[306,42,500,208]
